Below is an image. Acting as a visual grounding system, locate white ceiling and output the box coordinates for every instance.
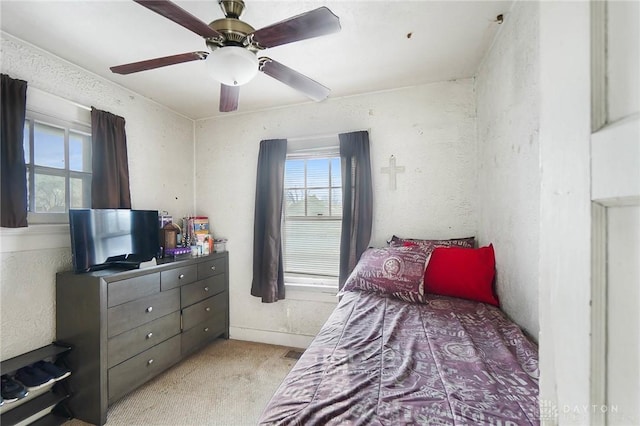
[0,0,510,120]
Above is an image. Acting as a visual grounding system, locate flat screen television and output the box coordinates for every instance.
[69,209,160,273]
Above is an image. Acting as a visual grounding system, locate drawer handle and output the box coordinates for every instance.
[146,306,153,313]
[204,327,209,332]
[147,359,154,365]
[146,332,153,339]
[205,307,211,312]
[179,274,185,279]
[204,286,209,292]
[210,266,216,271]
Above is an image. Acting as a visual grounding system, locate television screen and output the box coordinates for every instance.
[69,209,160,273]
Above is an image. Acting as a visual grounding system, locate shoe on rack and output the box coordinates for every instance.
[1,374,28,402]
[14,366,55,391]
[32,361,71,381]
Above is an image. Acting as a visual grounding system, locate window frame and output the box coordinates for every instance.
[24,110,92,224]
[282,138,341,289]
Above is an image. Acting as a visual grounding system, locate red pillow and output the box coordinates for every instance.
[424,244,499,306]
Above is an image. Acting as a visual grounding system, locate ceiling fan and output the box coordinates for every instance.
[110,0,341,112]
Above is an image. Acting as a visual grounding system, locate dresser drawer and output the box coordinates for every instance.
[181,292,226,331]
[181,275,225,308]
[160,265,197,291]
[108,288,180,338]
[107,311,181,368]
[181,311,226,356]
[197,257,226,280]
[108,334,181,403]
[108,273,160,308]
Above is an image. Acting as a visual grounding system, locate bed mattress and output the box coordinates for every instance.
[259,290,539,425]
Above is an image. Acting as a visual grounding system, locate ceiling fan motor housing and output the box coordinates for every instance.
[207,17,256,50]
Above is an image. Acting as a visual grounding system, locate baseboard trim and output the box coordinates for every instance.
[229,326,315,349]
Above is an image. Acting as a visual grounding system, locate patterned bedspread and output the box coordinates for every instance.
[259,290,539,425]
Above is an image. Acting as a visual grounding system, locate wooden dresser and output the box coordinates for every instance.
[56,252,229,425]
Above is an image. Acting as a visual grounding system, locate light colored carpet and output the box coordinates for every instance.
[65,339,299,426]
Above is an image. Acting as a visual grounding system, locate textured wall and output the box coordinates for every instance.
[475,1,540,338]
[0,250,71,359]
[1,33,195,216]
[195,80,478,345]
[0,34,195,360]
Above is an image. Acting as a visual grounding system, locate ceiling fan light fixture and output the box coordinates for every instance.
[207,46,258,86]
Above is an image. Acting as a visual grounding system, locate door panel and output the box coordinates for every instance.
[606,206,640,425]
[590,1,640,424]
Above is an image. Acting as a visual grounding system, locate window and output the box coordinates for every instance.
[23,111,92,223]
[283,138,341,288]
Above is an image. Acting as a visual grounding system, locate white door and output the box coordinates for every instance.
[590,1,640,425]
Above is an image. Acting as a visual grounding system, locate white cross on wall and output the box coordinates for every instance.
[381,155,405,190]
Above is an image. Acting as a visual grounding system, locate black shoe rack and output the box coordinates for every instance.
[0,343,73,426]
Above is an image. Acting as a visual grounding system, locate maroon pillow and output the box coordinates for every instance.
[389,235,475,252]
[424,244,499,306]
[342,245,430,303]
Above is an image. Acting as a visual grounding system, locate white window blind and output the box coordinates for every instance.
[283,138,341,284]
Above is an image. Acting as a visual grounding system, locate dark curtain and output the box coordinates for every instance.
[251,139,287,303]
[91,107,131,209]
[339,130,373,287]
[1,74,28,228]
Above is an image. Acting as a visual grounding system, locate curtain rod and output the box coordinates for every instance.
[28,86,91,111]
[287,132,338,143]
[287,129,370,143]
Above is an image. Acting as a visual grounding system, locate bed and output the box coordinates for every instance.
[258,238,539,425]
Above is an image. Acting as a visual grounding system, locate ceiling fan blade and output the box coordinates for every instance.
[110,51,208,74]
[219,84,240,112]
[250,7,340,49]
[259,57,330,102]
[133,0,222,39]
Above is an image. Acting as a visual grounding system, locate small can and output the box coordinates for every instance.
[213,238,228,253]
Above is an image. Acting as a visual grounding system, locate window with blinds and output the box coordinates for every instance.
[283,138,341,287]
